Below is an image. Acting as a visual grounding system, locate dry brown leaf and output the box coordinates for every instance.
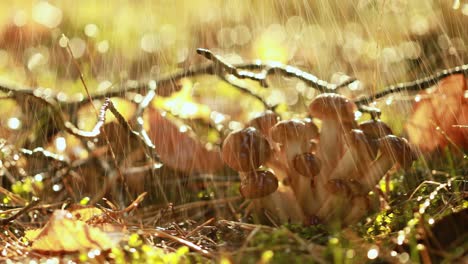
[406,74,468,152]
[147,107,223,173]
[28,210,117,253]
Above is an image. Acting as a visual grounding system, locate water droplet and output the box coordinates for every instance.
[55,137,67,152]
[7,117,21,130]
[84,24,99,38]
[367,247,379,259]
[34,174,43,182]
[52,184,62,192]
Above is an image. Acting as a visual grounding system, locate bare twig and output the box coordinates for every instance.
[354,64,468,106]
[20,147,69,166]
[142,227,214,257]
[197,48,337,92]
[0,197,40,225]
[185,217,216,238]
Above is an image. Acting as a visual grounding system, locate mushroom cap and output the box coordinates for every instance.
[303,118,320,137]
[247,110,279,137]
[293,152,321,177]
[222,127,271,172]
[359,119,393,139]
[270,119,319,144]
[309,93,356,123]
[378,135,416,170]
[239,170,279,199]
[345,129,375,157]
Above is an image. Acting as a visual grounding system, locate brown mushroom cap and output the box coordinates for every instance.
[359,119,393,139]
[222,127,271,172]
[309,93,356,123]
[345,129,375,157]
[270,119,318,144]
[378,135,416,170]
[247,110,279,137]
[293,152,321,177]
[303,118,319,137]
[239,170,279,199]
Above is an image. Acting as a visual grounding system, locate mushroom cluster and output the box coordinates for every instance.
[222,93,416,226]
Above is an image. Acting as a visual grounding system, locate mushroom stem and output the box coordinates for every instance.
[317,121,341,176]
[314,179,351,221]
[278,141,308,192]
[328,148,356,180]
[360,135,415,192]
[329,130,374,180]
[281,143,321,217]
[343,195,374,225]
[360,155,395,192]
[256,183,305,224]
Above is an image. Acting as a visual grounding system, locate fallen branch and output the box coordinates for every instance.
[0,197,40,225]
[354,64,468,106]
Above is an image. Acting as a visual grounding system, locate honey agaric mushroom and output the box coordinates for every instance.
[270,119,319,165]
[360,135,416,192]
[222,127,271,172]
[359,119,394,158]
[247,110,279,138]
[239,170,279,199]
[269,119,320,211]
[309,93,357,176]
[241,170,304,223]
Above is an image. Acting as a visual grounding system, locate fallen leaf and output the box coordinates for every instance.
[71,207,104,222]
[406,74,468,152]
[28,210,117,253]
[147,107,224,173]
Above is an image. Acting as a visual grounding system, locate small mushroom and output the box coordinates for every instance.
[222,127,271,172]
[269,119,319,191]
[270,119,319,166]
[239,170,279,199]
[360,135,416,192]
[359,119,394,158]
[309,93,357,176]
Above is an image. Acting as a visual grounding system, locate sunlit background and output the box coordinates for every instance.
[0,1,466,92]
